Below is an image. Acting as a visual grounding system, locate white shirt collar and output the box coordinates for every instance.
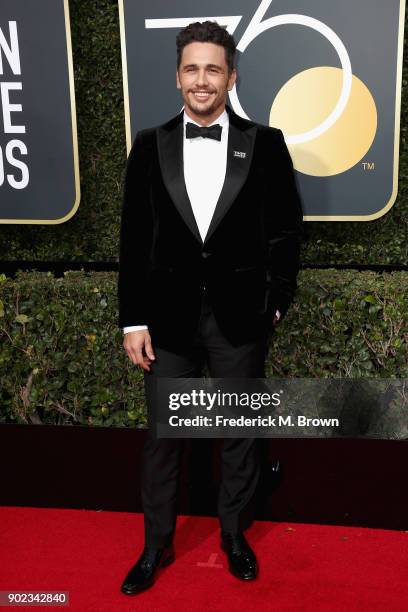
[183,107,229,128]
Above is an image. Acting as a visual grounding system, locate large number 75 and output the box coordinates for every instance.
[145,0,353,145]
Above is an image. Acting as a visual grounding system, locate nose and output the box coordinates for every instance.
[196,68,209,87]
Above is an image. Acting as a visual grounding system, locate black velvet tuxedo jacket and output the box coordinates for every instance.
[117,105,303,351]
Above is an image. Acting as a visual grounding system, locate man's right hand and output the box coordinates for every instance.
[123,330,156,371]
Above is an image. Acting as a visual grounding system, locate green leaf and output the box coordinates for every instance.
[15,314,30,324]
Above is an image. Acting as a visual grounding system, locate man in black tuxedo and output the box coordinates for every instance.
[118,21,303,594]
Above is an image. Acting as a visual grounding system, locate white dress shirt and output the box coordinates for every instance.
[183,108,229,241]
[123,107,280,334]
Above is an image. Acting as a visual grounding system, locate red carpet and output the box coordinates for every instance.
[1,507,407,611]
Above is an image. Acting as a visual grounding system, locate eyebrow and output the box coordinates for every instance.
[182,63,224,70]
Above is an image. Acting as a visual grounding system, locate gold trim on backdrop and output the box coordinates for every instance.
[118,0,132,154]
[119,0,406,221]
[0,0,81,225]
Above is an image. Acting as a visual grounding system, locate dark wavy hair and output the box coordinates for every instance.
[176,21,236,74]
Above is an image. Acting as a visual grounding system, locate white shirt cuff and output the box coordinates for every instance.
[123,325,148,334]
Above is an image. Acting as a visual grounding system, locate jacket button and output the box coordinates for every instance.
[202,251,211,258]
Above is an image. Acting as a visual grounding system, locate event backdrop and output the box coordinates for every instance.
[0,0,406,263]
[0,0,79,224]
[120,0,406,220]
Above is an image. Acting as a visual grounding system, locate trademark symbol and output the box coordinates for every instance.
[362,162,375,170]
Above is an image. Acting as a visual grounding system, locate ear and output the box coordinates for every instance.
[176,69,181,90]
[227,68,237,91]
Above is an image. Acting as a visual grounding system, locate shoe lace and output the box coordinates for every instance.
[224,533,248,555]
[141,546,160,567]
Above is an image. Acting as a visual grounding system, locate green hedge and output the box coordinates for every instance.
[0,0,407,264]
[0,270,406,427]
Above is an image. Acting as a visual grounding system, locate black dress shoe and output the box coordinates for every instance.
[120,544,175,595]
[220,531,258,580]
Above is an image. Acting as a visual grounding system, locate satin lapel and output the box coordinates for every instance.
[156,118,203,245]
[204,119,257,245]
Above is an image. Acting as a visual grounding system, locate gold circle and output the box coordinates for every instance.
[269,67,377,176]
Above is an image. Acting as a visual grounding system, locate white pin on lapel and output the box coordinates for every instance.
[233,150,246,158]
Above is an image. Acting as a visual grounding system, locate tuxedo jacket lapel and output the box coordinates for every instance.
[157,112,203,244]
[204,108,256,244]
[156,105,257,246]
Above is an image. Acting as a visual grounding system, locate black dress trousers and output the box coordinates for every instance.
[141,289,269,548]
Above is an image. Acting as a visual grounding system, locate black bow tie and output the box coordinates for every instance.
[185,122,222,141]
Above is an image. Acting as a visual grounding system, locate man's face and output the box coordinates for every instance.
[176,42,236,122]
